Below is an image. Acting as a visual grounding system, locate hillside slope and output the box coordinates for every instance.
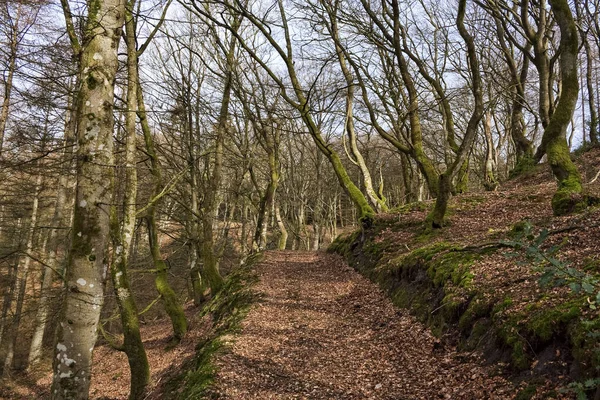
[329,149,600,399]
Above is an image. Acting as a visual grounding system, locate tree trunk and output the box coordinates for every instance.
[0,5,20,155]
[483,111,498,191]
[200,22,240,293]
[543,0,585,215]
[3,173,42,374]
[327,8,388,212]
[431,0,484,228]
[52,1,126,397]
[579,8,598,144]
[275,203,287,250]
[28,85,76,369]
[107,5,150,397]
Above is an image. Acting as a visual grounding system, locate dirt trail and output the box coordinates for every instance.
[213,251,515,399]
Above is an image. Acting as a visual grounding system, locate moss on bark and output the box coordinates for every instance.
[543,0,586,216]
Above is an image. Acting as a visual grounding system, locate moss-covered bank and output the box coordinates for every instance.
[161,253,262,400]
[329,221,599,390]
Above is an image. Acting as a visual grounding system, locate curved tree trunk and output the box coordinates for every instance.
[138,77,188,343]
[431,0,484,228]
[542,0,585,215]
[326,6,388,213]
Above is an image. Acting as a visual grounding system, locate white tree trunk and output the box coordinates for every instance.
[51,1,126,398]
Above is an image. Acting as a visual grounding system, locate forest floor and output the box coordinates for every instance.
[208,250,522,399]
[3,250,571,400]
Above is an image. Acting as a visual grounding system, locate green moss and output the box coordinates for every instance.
[509,220,533,239]
[569,313,600,374]
[525,300,581,342]
[498,321,530,370]
[510,155,537,178]
[328,230,360,257]
[428,252,475,287]
[155,261,188,343]
[459,296,492,332]
[392,201,429,214]
[460,195,486,207]
[454,160,469,194]
[551,187,587,216]
[87,74,98,91]
[492,297,513,314]
[87,0,101,23]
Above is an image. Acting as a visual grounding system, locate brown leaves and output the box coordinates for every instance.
[212,251,514,399]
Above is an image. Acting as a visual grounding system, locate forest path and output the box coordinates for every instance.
[212,251,515,399]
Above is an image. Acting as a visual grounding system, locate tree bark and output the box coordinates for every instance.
[52,1,126,398]
[3,172,42,374]
[542,0,585,215]
[431,0,484,228]
[0,5,20,155]
[28,84,77,369]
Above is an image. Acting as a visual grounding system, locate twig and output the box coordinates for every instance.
[590,169,600,184]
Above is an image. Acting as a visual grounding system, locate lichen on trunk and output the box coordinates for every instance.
[52,1,126,398]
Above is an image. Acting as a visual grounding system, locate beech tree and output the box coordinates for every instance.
[51,1,126,398]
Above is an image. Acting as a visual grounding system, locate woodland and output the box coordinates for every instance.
[0,0,599,399]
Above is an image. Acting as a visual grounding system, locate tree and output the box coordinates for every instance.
[52,1,126,398]
[540,0,586,215]
[184,0,376,227]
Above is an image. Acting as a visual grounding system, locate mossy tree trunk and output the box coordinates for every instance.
[518,0,557,162]
[52,1,126,398]
[335,0,439,198]
[108,3,150,398]
[252,122,280,252]
[199,14,242,293]
[147,215,188,342]
[490,10,534,172]
[540,0,585,215]
[325,2,388,213]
